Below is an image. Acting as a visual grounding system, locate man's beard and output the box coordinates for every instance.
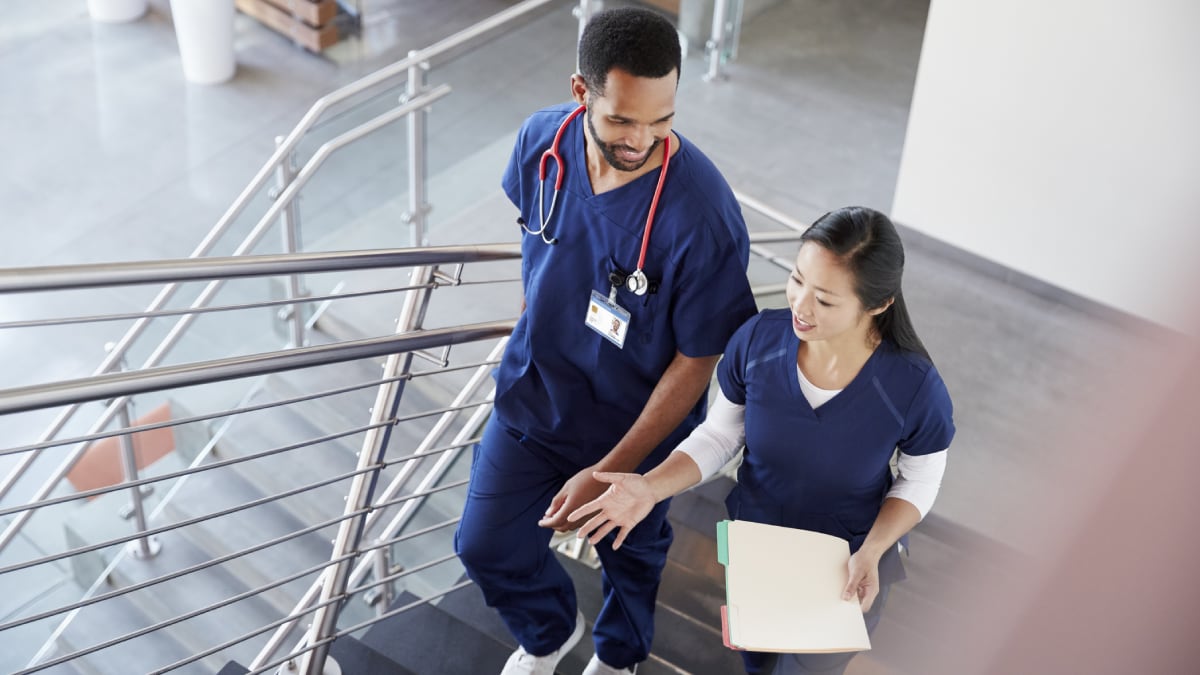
[586,107,662,173]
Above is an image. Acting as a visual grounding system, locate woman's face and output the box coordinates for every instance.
[785,242,878,345]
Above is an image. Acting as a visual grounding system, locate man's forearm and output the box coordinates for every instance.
[595,351,721,473]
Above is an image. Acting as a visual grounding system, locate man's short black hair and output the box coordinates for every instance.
[578,7,681,95]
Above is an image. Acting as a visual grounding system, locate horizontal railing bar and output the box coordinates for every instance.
[0,453,385,575]
[346,551,459,596]
[751,283,788,296]
[0,505,365,633]
[0,358,498,458]
[371,477,471,513]
[19,586,345,675]
[137,495,476,672]
[747,230,808,244]
[0,421,388,519]
[406,356,502,380]
[242,578,473,675]
[0,282,439,331]
[1,384,397,459]
[736,190,811,233]
[333,579,474,639]
[373,515,459,549]
[451,276,522,287]
[2,441,474,575]
[240,633,337,675]
[0,245,520,294]
[750,242,799,272]
[0,319,515,415]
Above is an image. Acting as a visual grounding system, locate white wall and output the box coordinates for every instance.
[892,0,1200,330]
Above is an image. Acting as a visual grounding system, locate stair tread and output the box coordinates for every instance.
[104,529,283,669]
[360,590,515,674]
[159,460,335,614]
[54,592,195,675]
[556,551,744,675]
[330,634,420,675]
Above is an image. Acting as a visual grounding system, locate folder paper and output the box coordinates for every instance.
[717,519,871,653]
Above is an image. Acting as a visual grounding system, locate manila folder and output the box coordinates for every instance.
[717,519,870,653]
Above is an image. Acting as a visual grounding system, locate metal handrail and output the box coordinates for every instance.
[0,320,512,415]
[0,243,518,554]
[0,244,517,293]
[0,84,452,507]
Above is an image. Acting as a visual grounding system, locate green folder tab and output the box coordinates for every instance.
[716,519,730,566]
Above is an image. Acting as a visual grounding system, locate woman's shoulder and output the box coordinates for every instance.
[725,309,793,360]
[737,308,792,340]
[874,341,953,409]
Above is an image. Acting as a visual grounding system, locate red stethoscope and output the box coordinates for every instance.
[522,105,671,296]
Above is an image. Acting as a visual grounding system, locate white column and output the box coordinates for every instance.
[169,0,236,85]
[87,0,147,23]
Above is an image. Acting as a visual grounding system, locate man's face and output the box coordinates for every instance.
[579,68,677,172]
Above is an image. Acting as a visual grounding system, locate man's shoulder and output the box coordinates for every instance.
[670,132,743,237]
[520,102,579,138]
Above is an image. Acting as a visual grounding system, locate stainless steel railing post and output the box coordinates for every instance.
[370,545,396,617]
[704,0,731,82]
[105,343,161,561]
[404,53,431,248]
[274,136,308,348]
[298,264,436,675]
[574,0,598,71]
[115,401,161,561]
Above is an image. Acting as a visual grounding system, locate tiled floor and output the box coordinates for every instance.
[1,0,1175,672]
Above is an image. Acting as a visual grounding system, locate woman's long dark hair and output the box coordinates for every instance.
[800,206,932,362]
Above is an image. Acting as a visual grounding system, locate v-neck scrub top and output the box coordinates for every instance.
[717,310,956,552]
[496,102,758,463]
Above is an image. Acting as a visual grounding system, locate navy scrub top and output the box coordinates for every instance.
[496,102,758,464]
[717,310,956,552]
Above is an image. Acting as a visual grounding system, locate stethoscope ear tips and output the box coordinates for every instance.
[547,238,559,245]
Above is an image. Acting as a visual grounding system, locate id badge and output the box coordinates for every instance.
[585,289,631,349]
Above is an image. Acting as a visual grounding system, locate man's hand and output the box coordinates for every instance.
[537,465,608,532]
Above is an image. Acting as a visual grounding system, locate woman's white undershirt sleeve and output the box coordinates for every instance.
[674,390,746,481]
[887,450,947,518]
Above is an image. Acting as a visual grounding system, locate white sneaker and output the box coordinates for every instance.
[582,654,637,675]
[500,610,585,675]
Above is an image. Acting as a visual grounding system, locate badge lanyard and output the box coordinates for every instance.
[587,135,672,349]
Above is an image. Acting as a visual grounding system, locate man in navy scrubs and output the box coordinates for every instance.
[455,7,757,674]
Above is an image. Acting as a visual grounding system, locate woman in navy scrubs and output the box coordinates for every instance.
[570,206,955,675]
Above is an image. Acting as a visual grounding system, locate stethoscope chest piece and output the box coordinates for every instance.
[625,269,650,296]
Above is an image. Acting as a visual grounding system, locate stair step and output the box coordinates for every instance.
[262,353,388,435]
[329,634,419,675]
[556,550,744,675]
[0,530,87,674]
[360,590,514,674]
[104,529,283,670]
[655,557,727,640]
[667,481,731,538]
[212,400,368,528]
[158,463,334,617]
[53,592,195,675]
[664,518,726,588]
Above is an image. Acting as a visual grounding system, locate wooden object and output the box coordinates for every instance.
[236,0,339,52]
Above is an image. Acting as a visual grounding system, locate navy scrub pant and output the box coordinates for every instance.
[454,420,674,670]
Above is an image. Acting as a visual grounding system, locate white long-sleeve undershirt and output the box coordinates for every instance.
[675,366,948,518]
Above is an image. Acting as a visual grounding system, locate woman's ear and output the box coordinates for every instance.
[868,297,895,317]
